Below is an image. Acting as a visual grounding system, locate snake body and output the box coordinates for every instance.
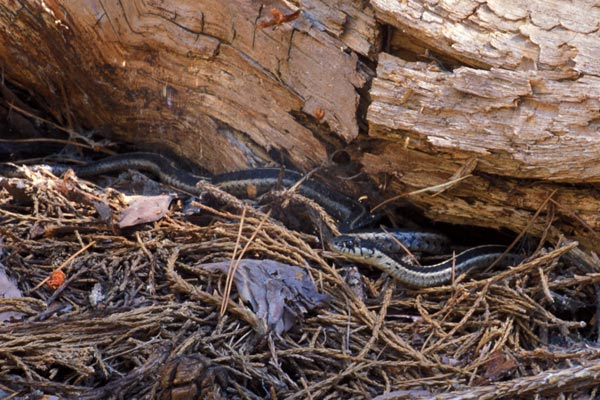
[0,152,522,287]
[340,229,451,255]
[331,236,522,287]
[0,153,372,230]
[212,168,376,231]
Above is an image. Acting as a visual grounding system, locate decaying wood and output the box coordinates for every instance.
[0,0,377,171]
[371,0,600,75]
[361,1,600,251]
[368,53,600,182]
[3,0,600,253]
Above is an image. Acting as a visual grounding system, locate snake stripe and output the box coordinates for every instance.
[0,153,371,230]
[212,168,373,230]
[330,237,523,288]
[342,229,451,255]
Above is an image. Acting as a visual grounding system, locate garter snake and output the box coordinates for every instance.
[0,152,522,287]
[0,153,372,230]
[330,236,522,288]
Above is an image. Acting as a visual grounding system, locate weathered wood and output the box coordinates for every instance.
[0,0,378,172]
[371,0,600,75]
[368,53,600,182]
[359,1,600,250]
[360,142,600,250]
[3,0,600,251]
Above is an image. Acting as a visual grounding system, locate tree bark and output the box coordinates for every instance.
[0,0,377,171]
[2,1,600,249]
[362,1,600,249]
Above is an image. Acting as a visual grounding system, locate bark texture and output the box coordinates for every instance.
[361,0,600,249]
[2,0,600,249]
[0,0,377,171]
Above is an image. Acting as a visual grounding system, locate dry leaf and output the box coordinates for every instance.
[198,259,329,335]
[314,108,325,122]
[257,9,301,29]
[118,194,172,228]
[475,350,518,384]
[0,241,25,322]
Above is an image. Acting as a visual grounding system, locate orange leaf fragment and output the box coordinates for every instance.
[271,8,284,24]
[257,9,301,29]
[46,269,66,290]
[315,108,325,122]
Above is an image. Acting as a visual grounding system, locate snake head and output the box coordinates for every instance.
[330,235,363,255]
[330,236,354,249]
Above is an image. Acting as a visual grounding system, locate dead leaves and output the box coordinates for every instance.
[198,259,329,335]
[118,195,173,228]
[0,259,25,322]
[159,354,227,400]
[475,350,518,385]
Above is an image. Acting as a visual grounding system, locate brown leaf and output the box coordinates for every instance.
[475,350,518,384]
[314,108,325,122]
[93,200,113,224]
[198,259,329,335]
[0,246,25,322]
[159,354,227,400]
[118,195,172,228]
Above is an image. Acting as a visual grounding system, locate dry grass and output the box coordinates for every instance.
[0,167,599,400]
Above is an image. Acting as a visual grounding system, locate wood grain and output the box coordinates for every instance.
[3,0,600,250]
[0,0,378,171]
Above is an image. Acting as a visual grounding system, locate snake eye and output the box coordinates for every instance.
[332,236,355,249]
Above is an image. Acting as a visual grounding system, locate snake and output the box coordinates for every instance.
[0,152,372,231]
[330,237,521,288]
[0,152,522,287]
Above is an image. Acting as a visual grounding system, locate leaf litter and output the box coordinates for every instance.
[0,165,599,399]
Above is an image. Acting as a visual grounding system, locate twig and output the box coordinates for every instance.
[27,240,96,293]
[220,209,272,317]
[220,207,247,316]
[371,175,473,213]
[7,103,101,148]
